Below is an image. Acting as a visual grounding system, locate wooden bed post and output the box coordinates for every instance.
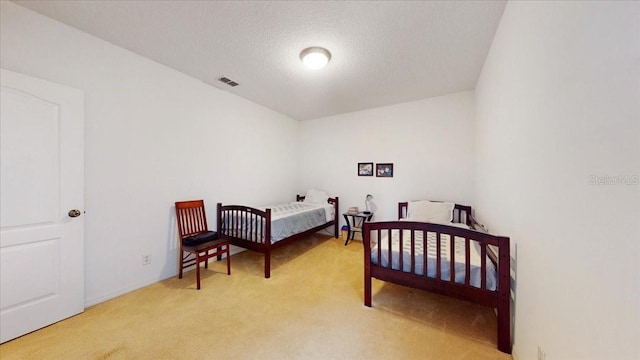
[398,202,408,219]
[363,222,372,307]
[265,249,271,279]
[216,203,222,233]
[497,236,512,353]
[333,197,340,238]
[364,269,372,307]
[264,208,272,279]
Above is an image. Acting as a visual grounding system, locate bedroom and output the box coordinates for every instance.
[1,1,638,360]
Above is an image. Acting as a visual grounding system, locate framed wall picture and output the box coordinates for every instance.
[376,163,393,177]
[358,162,373,176]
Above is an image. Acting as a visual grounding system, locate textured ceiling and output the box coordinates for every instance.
[13,1,507,120]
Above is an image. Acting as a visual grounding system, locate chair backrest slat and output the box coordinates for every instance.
[175,200,209,239]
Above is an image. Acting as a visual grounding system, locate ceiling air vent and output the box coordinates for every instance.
[218,77,239,87]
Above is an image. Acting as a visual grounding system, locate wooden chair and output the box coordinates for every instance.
[175,200,230,289]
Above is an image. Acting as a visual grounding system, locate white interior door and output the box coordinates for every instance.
[0,68,84,343]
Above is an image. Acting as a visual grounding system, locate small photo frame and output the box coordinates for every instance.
[376,163,394,177]
[358,162,373,176]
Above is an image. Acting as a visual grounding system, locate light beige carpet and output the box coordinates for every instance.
[0,235,512,359]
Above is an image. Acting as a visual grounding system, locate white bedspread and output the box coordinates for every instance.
[261,202,334,242]
[266,202,334,223]
[370,223,497,290]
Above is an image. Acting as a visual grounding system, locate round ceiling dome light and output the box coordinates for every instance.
[300,47,331,70]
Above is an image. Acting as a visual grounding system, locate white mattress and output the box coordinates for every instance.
[370,223,497,290]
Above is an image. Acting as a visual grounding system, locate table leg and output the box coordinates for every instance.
[343,214,350,246]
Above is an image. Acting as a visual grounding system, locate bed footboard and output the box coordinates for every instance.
[217,203,272,276]
[217,204,271,248]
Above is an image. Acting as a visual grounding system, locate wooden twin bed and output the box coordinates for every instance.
[363,202,512,354]
[216,195,339,278]
[216,196,510,352]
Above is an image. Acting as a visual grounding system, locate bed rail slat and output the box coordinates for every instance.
[237,209,241,239]
[231,209,235,237]
[436,232,441,281]
[465,238,471,287]
[398,228,404,271]
[240,210,244,240]
[387,229,392,270]
[232,209,237,238]
[449,233,455,284]
[480,242,487,290]
[377,229,383,268]
[423,230,428,278]
[252,212,256,242]
[259,212,263,243]
[243,211,248,241]
[254,212,258,243]
[246,211,251,242]
[251,211,256,242]
[410,230,416,274]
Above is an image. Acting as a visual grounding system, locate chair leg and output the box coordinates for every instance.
[196,253,201,290]
[179,250,184,279]
[226,245,231,275]
[204,250,209,269]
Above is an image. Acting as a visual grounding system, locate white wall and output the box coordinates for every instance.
[298,91,476,223]
[476,1,639,359]
[1,2,299,306]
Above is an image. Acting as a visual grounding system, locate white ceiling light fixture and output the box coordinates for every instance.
[300,47,331,70]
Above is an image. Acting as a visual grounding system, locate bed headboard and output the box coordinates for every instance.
[296,194,338,206]
[397,201,472,226]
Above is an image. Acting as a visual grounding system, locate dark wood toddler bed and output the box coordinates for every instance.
[217,195,339,278]
[363,202,511,354]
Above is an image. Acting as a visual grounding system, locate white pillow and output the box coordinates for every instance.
[304,189,328,204]
[406,200,454,224]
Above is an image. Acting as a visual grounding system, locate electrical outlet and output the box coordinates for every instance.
[538,346,546,360]
[142,254,151,265]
